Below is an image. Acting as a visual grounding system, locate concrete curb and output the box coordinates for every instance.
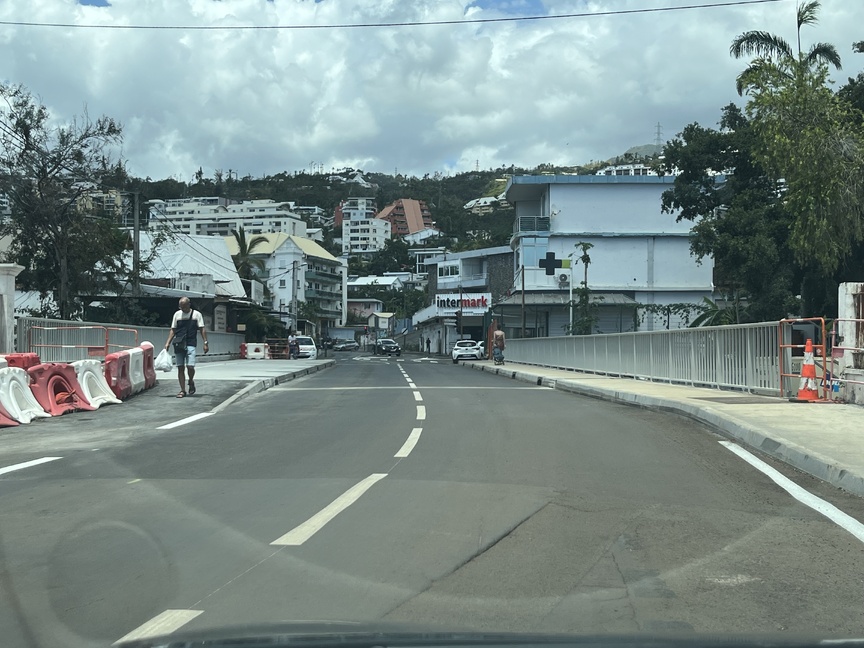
[211,360,336,414]
[465,361,864,498]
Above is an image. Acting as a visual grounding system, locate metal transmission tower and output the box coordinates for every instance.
[654,122,663,148]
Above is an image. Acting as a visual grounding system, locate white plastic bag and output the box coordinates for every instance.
[154,348,174,372]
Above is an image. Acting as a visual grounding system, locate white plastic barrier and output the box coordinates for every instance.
[246,343,270,360]
[0,367,51,424]
[71,360,122,408]
[0,358,7,369]
[127,348,146,395]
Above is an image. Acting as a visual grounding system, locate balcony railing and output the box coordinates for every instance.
[307,269,342,281]
[307,288,342,299]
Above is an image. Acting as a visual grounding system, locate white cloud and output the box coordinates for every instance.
[1,0,861,181]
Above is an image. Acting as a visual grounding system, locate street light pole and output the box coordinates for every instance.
[567,252,574,335]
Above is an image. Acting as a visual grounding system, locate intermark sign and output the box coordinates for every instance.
[435,293,491,315]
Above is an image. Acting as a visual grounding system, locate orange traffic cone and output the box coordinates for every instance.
[796,338,820,401]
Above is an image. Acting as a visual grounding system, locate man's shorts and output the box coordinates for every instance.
[175,345,197,367]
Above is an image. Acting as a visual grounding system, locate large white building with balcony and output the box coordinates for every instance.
[500,174,715,336]
[225,233,347,334]
[151,198,307,237]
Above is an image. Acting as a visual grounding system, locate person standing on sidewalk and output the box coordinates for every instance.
[165,297,208,398]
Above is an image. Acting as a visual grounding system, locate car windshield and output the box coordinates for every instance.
[4,2,864,646]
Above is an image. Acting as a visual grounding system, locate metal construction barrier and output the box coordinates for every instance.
[27,325,139,363]
[504,321,781,395]
[17,317,244,363]
[778,318,828,400]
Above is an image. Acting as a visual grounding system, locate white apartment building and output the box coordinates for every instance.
[340,197,390,256]
[501,174,715,335]
[150,198,307,237]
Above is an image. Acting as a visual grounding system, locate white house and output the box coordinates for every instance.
[502,174,715,335]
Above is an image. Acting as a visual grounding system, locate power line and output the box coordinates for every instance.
[0,0,790,31]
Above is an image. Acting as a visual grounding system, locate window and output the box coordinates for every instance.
[279,279,286,288]
[438,264,459,278]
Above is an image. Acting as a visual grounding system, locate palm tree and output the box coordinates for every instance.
[730,1,841,95]
[231,227,269,280]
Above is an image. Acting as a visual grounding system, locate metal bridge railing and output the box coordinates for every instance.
[505,321,780,395]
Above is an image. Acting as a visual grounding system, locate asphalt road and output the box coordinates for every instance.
[3,355,864,647]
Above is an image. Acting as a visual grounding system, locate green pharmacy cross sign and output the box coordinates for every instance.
[538,252,570,276]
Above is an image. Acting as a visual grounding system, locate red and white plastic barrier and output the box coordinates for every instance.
[71,360,122,408]
[28,363,96,416]
[0,367,51,424]
[141,342,157,389]
[104,351,133,400]
[127,347,146,395]
[1,353,41,371]
[244,343,270,360]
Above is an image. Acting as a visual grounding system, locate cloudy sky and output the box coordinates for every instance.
[1,0,862,182]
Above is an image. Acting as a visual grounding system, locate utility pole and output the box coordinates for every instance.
[521,264,525,338]
[133,191,140,297]
[291,259,298,332]
[458,284,463,337]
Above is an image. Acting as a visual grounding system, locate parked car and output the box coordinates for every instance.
[333,339,359,351]
[375,339,401,356]
[295,336,318,359]
[452,340,484,363]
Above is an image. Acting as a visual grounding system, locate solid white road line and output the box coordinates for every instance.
[157,412,214,430]
[416,405,426,420]
[720,441,864,543]
[0,457,62,477]
[113,609,203,644]
[407,382,417,389]
[395,428,423,458]
[413,391,423,402]
[271,473,388,546]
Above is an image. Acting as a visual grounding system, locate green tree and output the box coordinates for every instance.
[731,1,841,96]
[661,105,801,320]
[230,227,269,280]
[0,83,129,319]
[367,238,412,275]
[732,1,864,276]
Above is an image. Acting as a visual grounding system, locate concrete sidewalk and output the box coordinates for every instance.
[463,360,864,498]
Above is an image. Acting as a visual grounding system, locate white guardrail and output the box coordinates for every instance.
[16,317,245,363]
[505,321,780,395]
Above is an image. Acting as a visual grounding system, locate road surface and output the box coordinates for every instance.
[2,355,864,647]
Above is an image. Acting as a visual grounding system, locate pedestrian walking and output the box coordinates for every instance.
[165,297,208,398]
[426,337,431,354]
[492,324,505,365]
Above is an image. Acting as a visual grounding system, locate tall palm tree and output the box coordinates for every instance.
[730,1,841,95]
[231,227,269,280]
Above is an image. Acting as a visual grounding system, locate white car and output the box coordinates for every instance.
[452,340,484,363]
[295,336,318,359]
